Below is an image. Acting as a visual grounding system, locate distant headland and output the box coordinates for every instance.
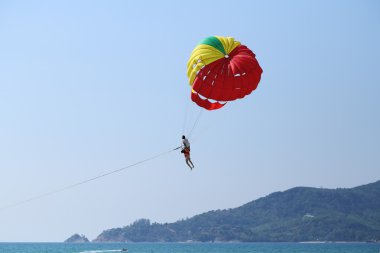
[64,234,90,243]
[66,180,380,243]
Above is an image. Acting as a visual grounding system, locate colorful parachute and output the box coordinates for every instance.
[187,36,263,110]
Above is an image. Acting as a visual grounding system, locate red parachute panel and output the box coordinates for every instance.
[191,45,262,110]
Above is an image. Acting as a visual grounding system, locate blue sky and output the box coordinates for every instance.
[0,0,379,242]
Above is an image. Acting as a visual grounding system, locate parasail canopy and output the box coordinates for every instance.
[187,36,263,110]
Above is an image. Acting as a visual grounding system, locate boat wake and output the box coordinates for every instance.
[79,250,123,253]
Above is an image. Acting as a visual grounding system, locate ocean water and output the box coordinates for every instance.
[0,242,379,253]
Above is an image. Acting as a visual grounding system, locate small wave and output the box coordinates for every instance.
[79,250,122,253]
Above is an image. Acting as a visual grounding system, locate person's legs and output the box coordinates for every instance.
[188,159,194,168]
[186,158,192,169]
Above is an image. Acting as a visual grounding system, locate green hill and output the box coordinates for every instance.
[94,181,380,242]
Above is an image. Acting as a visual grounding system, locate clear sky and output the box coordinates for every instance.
[0,0,379,242]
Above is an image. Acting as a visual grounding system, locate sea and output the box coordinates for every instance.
[0,242,380,253]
